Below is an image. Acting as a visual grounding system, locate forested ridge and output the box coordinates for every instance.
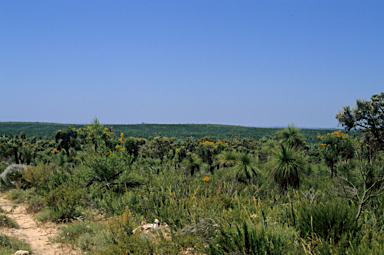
[0,122,338,145]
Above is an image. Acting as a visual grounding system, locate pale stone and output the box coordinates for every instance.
[14,251,30,255]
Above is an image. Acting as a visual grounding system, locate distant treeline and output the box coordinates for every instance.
[0,122,344,145]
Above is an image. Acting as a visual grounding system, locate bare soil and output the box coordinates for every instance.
[0,193,80,255]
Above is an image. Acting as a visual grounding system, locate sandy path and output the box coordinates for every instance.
[0,194,80,255]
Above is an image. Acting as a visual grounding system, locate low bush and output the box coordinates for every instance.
[208,221,286,255]
[0,214,19,228]
[0,165,27,191]
[35,209,53,222]
[26,197,45,214]
[0,234,31,255]
[6,188,40,204]
[44,183,84,222]
[22,163,53,189]
[295,199,361,244]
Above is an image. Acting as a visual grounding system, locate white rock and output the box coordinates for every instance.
[14,251,29,255]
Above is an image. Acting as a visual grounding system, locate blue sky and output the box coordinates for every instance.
[1,1,383,128]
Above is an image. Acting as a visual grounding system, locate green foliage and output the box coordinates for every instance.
[0,165,27,191]
[267,145,306,192]
[295,199,361,244]
[181,154,201,176]
[84,146,135,191]
[336,91,384,146]
[233,153,259,184]
[101,207,155,255]
[6,188,41,204]
[217,150,238,168]
[0,116,383,254]
[0,234,31,255]
[22,163,53,189]
[55,127,79,156]
[208,221,285,255]
[317,130,355,177]
[0,122,339,145]
[44,182,85,221]
[278,124,306,149]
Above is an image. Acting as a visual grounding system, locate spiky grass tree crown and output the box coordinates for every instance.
[267,145,306,192]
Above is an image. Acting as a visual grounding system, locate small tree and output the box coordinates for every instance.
[55,127,78,157]
[336,92,384,147]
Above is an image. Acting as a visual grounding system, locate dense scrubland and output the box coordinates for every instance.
[0,122,337,146]
[0,92,383,254]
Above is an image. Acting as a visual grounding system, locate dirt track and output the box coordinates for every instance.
[0,193,80,255]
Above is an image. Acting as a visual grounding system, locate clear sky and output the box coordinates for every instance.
[1,1,383,128]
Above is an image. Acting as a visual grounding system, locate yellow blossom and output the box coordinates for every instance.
[120,148,125,151]
[203,176,210,182]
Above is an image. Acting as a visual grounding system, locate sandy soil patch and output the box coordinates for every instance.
[0,193,80,255]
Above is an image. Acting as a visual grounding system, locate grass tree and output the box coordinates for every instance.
[267,145,306,193]
[233,153,259,184]
[278,124,306,149]
[217,150,238,168]
[181,154,201,176]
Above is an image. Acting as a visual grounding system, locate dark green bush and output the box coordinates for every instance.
[208,221,284,255]
[295,200,361,244]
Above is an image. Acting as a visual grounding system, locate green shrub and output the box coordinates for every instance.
[6,188,40,204]
[26,197,45,214]
[208,221,285,255]
[44,183,84,222]
[55,220,106,245]
[35,209,53,222]
[100,207,156,255]
[295,199,361,244]
[77,232,109,253]
[0,214,19,228]
[22,163,53,189]
[0,165,26,191]
[0,234,31,255]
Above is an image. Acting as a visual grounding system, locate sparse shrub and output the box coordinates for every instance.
[0,234,31,255]
[22,163,53,189]
[35,209,53,222]
[101,207,155,255]
[0,214,19,228]
[77,232,109,252]
[0,164,27,190]
[26,197,45,214]
[179,218,220,242]
[6,188,40,204]
[44,182,84,221]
